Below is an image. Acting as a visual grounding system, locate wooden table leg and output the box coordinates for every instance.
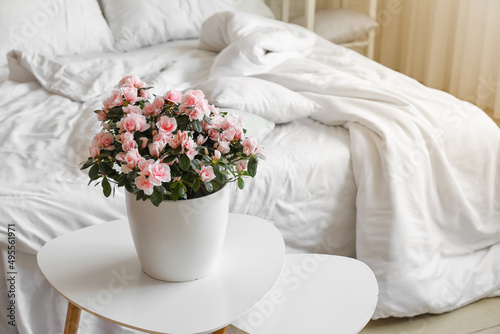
[213,326,228,334]
[64,301,81,334]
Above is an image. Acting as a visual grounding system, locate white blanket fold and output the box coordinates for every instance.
[198,11,500,318]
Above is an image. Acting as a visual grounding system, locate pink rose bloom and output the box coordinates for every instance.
[242,137,259,156]
[122,137,138,152]
[103,90,123,110]
[221,114,242,130]
[119,75,146,89]
[179,90,206,114]
[97,110,108,122]
[92,131,114,149]
[139,89,152,100]
[121,148,142,173]
[121,86,138,103]
[208,129,220,141]
[188,106,205,121]
[153,96,165,110]
[117,113,150,133]
[164,89,182,103]
[236,160,247,172]
[168,130,189,150]
[199,166,215,182]
[209,104,220,115]
[156,116,177,134]
[196,134,207,146]
[135,175,154,195]
[138,159,153,176]
[221,127,237,142]
[123,105,142,114]
[148,141,165,157]
[142,102,156,117]
[89,145,100,158]
[186,148,197,160]
[154,132,172,145]
[148,162,171,186]
[139,137,148,149]
[215,140,230,154]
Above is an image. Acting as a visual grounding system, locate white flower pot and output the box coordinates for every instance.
[125,186,230,282]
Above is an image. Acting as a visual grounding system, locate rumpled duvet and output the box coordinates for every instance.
[196,12,500,318]
[4,10,500,320]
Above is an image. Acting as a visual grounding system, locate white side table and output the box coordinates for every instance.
[232,254,378,334]
[37,214,286,334]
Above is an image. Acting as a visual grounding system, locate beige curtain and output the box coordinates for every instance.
[374,0,500,118]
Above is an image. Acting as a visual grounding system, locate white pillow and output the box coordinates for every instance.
[195,77,317,124]
[100,0,275,51]
[0,0,114,66]
[221,108,275,141]
[291,8,378,44]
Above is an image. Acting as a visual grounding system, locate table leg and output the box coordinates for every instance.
[213,326,228,334]
[64,301,81,334]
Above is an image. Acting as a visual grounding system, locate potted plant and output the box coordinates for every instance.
[81,75,264,281]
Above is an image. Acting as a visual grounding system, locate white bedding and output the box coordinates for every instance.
[1,8,500,333]
[196,12,500,319]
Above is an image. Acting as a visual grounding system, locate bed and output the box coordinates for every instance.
[1,1,500,333]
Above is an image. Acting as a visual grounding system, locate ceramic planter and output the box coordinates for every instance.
[125,186,230,282]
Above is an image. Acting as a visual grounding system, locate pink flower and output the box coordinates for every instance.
[221,114,240,130]
[221,127,237,142]
[242,137,260,156]
[208,129,220,141]
[121,86,138,103]
[139,137,148,149]
[92,131,114,149]
[103,90,123,110]
[135,175,154,195]
[164,89,182,103]
[149,141,165,157]
[213,150,221,161]
[179,90,206,115]
[169,130,189,150]
[188,106,205,121]
[236,160,247,172]
[156,116,177,134]
[196,134,207,146]
[138,159,153,175]
[97,110,108,122]
[119,75,146,89]
[117,113,150,133]
[215,140,230,154]
[123,105,142,114]
[121,148,142,173]
[148,162,171,186]
[89,145,100,158]
[199,166,215,182]
[142,102,156,117]
[153,96,165,110]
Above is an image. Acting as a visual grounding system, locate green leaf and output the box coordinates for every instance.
[179,182,187,198]
[155,185,167,195]
[179,154,191,171]
[80,160,94,170]
[102,177,112,197]
[248,157,258,178]
[211,181,220,191]
[150,189,163,207]
[192,119,202,133]
[89,164,100,180]
[163,155,176,163]
[204,181,213,193]
[237,177,245,190]
[193,178,201,192]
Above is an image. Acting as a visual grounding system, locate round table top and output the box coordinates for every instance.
[233,254,379,334]
[37,213,285,334]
